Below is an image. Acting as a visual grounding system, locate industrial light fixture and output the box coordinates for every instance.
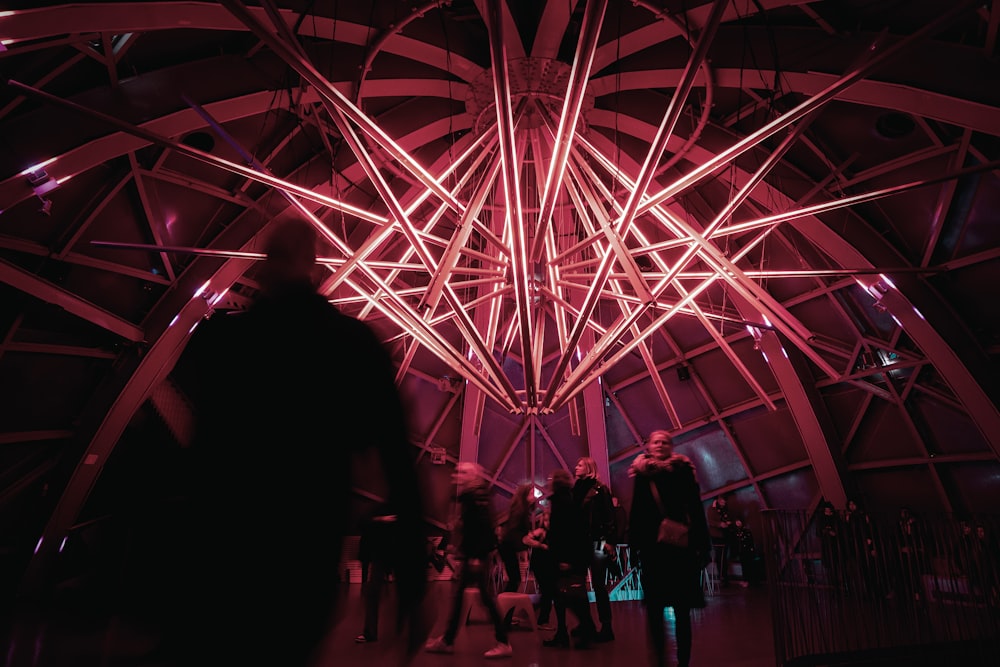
[25,167,60,196]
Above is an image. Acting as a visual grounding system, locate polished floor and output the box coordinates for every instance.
[3,582,776,667]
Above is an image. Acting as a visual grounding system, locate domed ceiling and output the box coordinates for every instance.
[1,0,999,593]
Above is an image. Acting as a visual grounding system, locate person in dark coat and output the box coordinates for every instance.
[171,218,428,667]
[355,507,399,643]
[425,462,512,659]
[628,430,711,667]
[498,483,536,593]
[542,468,597,649]
[523,506,556,627]
[572,456,616,641]
[708,493,735,585]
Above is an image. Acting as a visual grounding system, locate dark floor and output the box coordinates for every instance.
[2,582,776,667]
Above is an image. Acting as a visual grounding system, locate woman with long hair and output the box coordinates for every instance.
[498,483,536,593]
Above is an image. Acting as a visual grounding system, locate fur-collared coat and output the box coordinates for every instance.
[628,453,711,609]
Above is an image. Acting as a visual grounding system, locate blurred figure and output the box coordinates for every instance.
[356,506,399,644]
[572,457,616,641]
[607,495,629,582]
[895,506,926,601]
[629,430,710,667]
[523,504,556,628]
[173,218,428,666]
[708,493,735,586]
[542,469,597,650]
[843,498,879,595]
[425,462,512,659]
[973,524,1000,605]
[498,483,536,594]
[818,500,843,588]
[732,519,760,587]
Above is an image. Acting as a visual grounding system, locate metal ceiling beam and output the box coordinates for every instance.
[5,80,391,227]
[638,1,980,217]
[531,0,608,261]
[0,256,144,342]
[484,0,537,409]
[539,0,728,412]
[219,0,471,219]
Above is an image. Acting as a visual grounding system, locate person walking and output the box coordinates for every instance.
[355,507,399,643]
[628,430,711,667]
[424,462,513,659]
[172,218,428,667]
[498,483,536,594]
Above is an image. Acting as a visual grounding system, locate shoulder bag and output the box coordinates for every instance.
[648,480,690,548]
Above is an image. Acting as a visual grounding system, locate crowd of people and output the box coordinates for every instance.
[816,500,999,605]
[398,431,721,667]
[343,439,739,667]
[171,218,734,667]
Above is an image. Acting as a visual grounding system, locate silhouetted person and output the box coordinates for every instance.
[818,500,843,588]
[895,506,926,601]
[523,506,556,628]
[732,518,760,587]
[356,507,399,643]
[607,494,628,581]
[709,493,735,585]
[425,462,512,659]
[172,218,427,666]
[542,468,597,650]
[498,483,535,594]
[843,498,879,595]
[629,430,711,667]
[572,456,616,641]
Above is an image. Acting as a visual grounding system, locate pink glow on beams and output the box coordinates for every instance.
[19,158,57,177]
[39,1,973,420]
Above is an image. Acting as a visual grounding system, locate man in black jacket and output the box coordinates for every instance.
[173,219,428,666]
[573,456,616,642]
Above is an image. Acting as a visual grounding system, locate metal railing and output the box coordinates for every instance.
[762,509,999,666]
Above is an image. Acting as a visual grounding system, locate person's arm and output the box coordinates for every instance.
[523,527,548,549]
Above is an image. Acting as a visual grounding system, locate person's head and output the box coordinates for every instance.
[548,468,573,493]
[735,518,744,529]
[574,457,599,480]
[259,218,318,293]
[646,430,674,460]
[510,483,536,513]
[847,499,858,512]
[453,461,487,494]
